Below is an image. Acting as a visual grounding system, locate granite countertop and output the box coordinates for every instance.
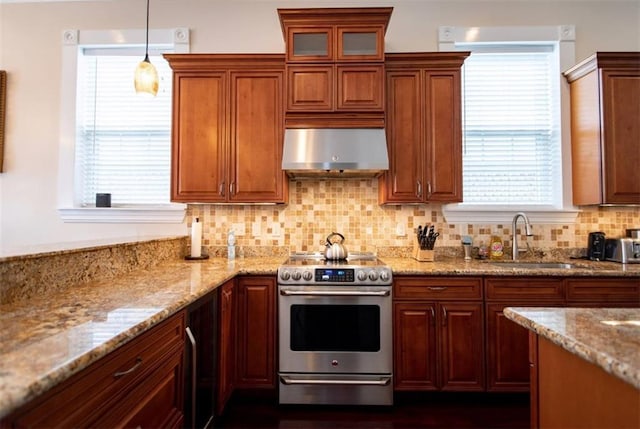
[504,307,640,390]
[1,254,638,419]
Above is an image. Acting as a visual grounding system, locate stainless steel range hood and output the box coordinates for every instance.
[282,128,389,178]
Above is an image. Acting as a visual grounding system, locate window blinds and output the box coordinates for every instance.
[77,52,173,206]
[461,48,560,205]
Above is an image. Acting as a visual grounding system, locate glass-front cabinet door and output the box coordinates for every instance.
[287,26,333,62]
[337,26,385,61]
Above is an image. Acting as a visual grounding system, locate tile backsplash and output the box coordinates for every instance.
[188,179,640,256]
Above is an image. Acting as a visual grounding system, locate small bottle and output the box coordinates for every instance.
[489,235,504,260]
[478,242,488,259]
[227,230,236,260]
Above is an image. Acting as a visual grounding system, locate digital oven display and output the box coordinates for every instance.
[315,268,355,282]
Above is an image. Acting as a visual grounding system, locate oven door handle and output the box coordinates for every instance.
[279,289,390,297]
[279,376,392,386]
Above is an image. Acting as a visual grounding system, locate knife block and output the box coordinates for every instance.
[413,238,434,262]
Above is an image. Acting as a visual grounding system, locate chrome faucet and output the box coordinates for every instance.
[512,212,533,261]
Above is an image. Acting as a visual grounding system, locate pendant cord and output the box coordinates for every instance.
[144,0,150,59]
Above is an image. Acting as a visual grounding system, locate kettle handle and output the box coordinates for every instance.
[326,232,345,245]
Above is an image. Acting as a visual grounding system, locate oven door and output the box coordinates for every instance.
[278,285,392,374]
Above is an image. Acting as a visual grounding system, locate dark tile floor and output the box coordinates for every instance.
[214,392,530,429]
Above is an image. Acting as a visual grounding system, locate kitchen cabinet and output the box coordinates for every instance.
[278,8,392,128]
[484,277,565,392]
[380,53,469,204]
[217,279,236,416]
[485,276,639,393]
[4,311,185,429]
[563,52,640,205]
[393,277,484,391]
[165,54,288,204]
[235,276,276,389]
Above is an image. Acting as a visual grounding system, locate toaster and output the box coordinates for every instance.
[604,238,640,264]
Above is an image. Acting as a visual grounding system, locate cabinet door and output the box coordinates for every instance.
[336,25,385,62]
[336,64,384,111]
[380,70,422,203]
[286,65,333,111]
[439,302,485,391]
[286,26,333,62]
[486,303,531,392]
[229,71,287,203]
[601,70,640,204]
[393,302,438,390]
[423,69,463,202]
[171,73,227,202]
[217,280,235,416]
[235,276,276,388]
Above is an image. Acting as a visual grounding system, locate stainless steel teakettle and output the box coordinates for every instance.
[325,232,348,260]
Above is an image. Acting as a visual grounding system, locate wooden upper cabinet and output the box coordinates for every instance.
[165,54,288,204]
[563,52,640,205]
[278,8,391,121]
[380,53,469,204]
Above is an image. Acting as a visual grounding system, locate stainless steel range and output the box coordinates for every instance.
[277,252,393,406]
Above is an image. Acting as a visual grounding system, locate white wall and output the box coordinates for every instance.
[0,0,639,255]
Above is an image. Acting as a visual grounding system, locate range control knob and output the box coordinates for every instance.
[368,271,379,281]
[279,270,291,281]
[302,271,313,281]
[379,270,390,282]
[291,271,302,281]
[357,270,368,282]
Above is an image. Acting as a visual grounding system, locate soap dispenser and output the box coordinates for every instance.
[227,230,236,260]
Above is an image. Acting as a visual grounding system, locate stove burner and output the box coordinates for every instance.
[288,251,378,261]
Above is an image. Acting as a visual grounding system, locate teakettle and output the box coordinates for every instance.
[325,232,348,260]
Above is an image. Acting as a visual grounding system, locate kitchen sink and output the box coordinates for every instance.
[489,262,577,270]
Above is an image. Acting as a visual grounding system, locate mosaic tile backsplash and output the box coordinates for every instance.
[188,179,640,257]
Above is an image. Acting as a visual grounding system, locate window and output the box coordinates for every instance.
[439,26,579,224]
[58,28,189,223]
[77,51,172,206]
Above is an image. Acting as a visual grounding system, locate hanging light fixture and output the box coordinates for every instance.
[134,0,159,96]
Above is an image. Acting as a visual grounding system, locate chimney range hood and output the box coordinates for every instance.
[282,128,389,178]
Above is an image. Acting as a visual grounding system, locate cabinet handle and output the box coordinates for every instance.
[219,181,226,196]
[430,307,436,326]
[428,286,448,291]
[185,326,197,429]
[229,182,235,195]
[416,180,422,198]
[427,181,432,197]
[113,357,143,378]
[442,306,447,326]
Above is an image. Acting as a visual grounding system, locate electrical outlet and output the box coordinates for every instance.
[396,223,406,237]
[271,223,281,238]
[252,222,261,238]
[232,223,245,236]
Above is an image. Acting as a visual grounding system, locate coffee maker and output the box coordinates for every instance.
[587,232,606,261]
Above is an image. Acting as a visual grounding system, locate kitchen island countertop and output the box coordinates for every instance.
[1,254,638,419]
[504,307,640,389]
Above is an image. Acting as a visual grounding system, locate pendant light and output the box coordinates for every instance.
[134,0,159,96]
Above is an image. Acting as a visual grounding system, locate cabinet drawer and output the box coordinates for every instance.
[485,277,564,301]
[10,311,186,428]
[394,277,482,300]
[565,277,640,304]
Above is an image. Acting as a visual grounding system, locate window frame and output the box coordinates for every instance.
[439,25,579,225]
[57,28,189,224]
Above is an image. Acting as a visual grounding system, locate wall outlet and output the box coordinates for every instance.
[396,223,406,237]
[271,223,281,238]
[251,222,261,238]
[232,222,245,236]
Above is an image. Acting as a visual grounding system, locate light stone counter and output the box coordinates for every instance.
[0,256,283,420]
[1,253,638,420]
[504,307,640,389]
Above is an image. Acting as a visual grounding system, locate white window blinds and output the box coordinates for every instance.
[460,46,560,206]
[76,51,173,206]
